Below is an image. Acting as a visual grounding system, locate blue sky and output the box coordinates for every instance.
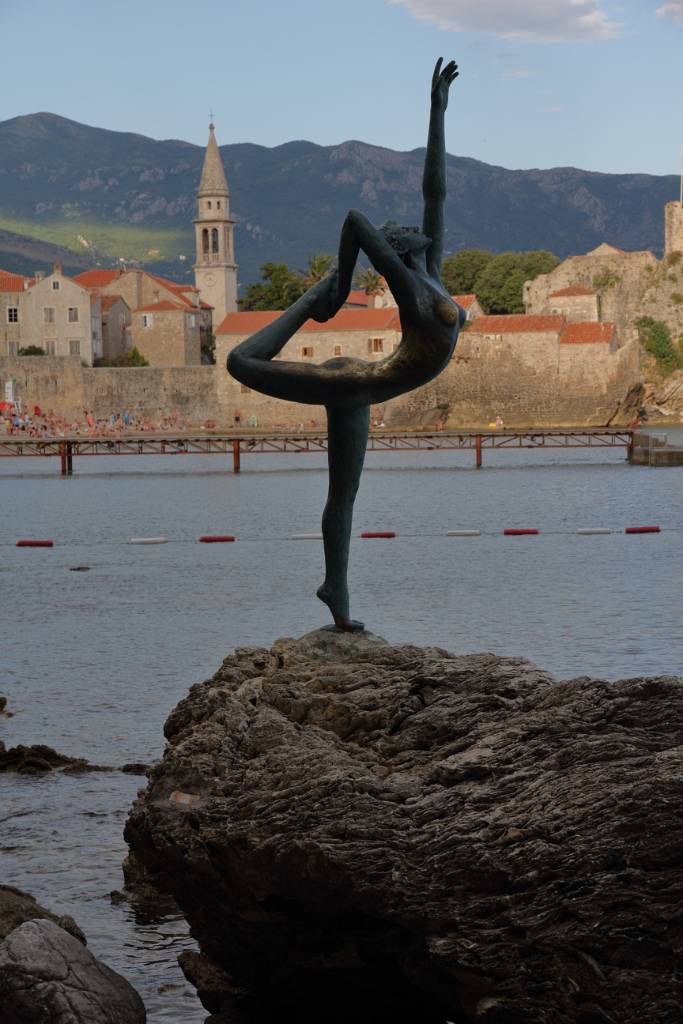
[2,0,682,176]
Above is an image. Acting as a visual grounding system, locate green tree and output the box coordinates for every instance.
[353,266,384,296]
[94,347,149,367]
[441,249,493,294]
[302,253,334,288]
[18,345,45,356]
[239,262,306,311]
[475,250,560,314]
[634,316,683,374]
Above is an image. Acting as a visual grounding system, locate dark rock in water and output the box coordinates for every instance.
[120,761,151,775]
[0,884,85,945]
[69,565,91,571]
[0,742,109,774]
[0,918,146,1023]
[124,630,683,1024]
[0,695,6,711]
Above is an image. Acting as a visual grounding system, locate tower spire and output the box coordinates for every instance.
[198,122,229,198]
[193,121,237,325]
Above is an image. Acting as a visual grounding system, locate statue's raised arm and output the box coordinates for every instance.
[422,58,459,279]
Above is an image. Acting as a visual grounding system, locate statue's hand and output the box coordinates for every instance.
[431,57,459,112]
[308,271,343,323]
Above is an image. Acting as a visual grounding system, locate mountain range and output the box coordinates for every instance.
[0,112,678,289]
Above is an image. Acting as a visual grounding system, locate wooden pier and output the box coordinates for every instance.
[0,428,635,475]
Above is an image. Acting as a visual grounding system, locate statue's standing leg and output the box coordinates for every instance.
[316,403,370,632]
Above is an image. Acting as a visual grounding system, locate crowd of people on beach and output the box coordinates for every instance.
[2,405,188,437]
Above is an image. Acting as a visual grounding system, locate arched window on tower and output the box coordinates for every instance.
[202,228,209,254]
[211,228,219,254]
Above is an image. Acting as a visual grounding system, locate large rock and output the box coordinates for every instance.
[125,630,683,1024]
[0,918,146,1023]
[0,884,85,944]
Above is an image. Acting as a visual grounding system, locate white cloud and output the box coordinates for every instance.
[656,2,683,26]
[500,68,543,79]
[388,0,621,42]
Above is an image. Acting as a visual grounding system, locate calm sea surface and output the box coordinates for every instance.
[1,431,682,1021]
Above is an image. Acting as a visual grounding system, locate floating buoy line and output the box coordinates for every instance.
[10,525,672,548]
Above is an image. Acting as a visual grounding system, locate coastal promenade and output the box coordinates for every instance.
[0,427,635,473]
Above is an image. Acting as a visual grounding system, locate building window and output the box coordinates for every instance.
[52,280,60,290]
[142,314,153,328]
[333,344,342,356]
[68,307,79,323]
[7,307,18,323]
[44,307,55,324]
[369,337,384,353]
[217,201,221,209]
[211,227,219,254]
[207,201,212,209]
[202,228,209,254]
[69,339,80,356]
[189,314,196,327]
[7,341,18,356]
[300,346,314,358]
[240,384,251,394]
[45,340,55,355]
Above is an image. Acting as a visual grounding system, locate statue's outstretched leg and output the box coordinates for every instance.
[317,403,370,632]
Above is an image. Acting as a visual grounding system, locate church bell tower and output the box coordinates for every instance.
[193,122,238,327]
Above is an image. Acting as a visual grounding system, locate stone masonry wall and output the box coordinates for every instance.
[384,331,640,428]
[0,357,217,422]
[1,333,641,430]
[525,251,658,341]
[526,245,683,348]
[664,201,683,256]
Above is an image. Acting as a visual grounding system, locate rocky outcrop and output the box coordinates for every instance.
[0,887,146,1023]
[0,741,95,773]
[0,741,148,775]
[125,630,683,1024]
[0,919,146,1023]
[0,885,85,944]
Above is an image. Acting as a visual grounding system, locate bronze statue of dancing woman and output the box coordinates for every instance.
[228,59,463,631]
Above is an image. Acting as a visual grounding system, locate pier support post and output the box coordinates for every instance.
[475,433,482,469]
[59,442,67,477]
[232,439,241,474]
[627,430,634,464]
[66,441,73,475]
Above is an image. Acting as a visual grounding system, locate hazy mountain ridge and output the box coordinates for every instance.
[0,112,678,286]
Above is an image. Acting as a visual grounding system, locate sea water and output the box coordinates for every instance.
[1,436,682,1021]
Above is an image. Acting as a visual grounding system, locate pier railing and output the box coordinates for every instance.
[0,428,634,475]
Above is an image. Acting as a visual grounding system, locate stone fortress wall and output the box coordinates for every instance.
[0,337,639,429]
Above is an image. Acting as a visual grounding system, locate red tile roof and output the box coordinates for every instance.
[561,322,615,344]
[217,308,400,335]
[135,300,191,313]
[73,269,120,288]
[74,269,198,309]
[302,308,399,333]
[216,311,281,334]
[453,293,477,309]
[346,289,370,306]
[0,272,27,292]
[549,285,596,297]
[469,314,566,334]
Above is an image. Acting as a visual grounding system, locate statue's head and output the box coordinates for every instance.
[379,221,431,262]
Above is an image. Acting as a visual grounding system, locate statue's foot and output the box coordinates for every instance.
[316,584,364,632]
